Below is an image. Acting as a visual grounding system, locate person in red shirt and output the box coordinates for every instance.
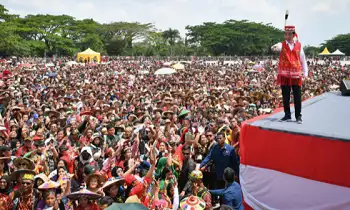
[75,197,100,210]
[16,137,35,157]
[58,145,75,174]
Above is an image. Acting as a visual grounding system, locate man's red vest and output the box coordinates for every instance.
[278,41,303,86]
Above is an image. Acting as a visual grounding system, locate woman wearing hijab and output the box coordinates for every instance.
[0,175,13,210]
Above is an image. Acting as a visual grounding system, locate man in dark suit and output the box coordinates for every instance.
[178,145,196,197]
[200,132,239,189]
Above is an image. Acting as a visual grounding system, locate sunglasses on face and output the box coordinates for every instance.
[22,182,32,186]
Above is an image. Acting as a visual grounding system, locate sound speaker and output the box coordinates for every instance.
[340,79,350,96]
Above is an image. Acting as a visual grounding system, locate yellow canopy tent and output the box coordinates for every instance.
[77,48,100,63]
[319,47,331,56]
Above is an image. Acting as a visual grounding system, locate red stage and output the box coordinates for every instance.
[240,92,350,210]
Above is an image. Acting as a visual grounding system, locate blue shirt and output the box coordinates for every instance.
[200,143,239,180]
[210,182,244,210]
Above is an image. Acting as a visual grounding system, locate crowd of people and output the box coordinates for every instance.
[0,56,348,210]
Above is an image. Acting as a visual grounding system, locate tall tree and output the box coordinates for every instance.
[186,20,283,56]
[304,45,320,56]
[162,28,181,56]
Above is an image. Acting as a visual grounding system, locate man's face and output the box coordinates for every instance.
[36,144,45,153]
[108,128,115,136]
[169,143,176,153]
[50,124,58,133]
[22,180,33,192]
[182,149,190,161]
[183,119,190,127]
[231,119,237,127]
[285,32,294,42]
[216,134,225,147]
[86,130,93,138]
[24,140,32,148]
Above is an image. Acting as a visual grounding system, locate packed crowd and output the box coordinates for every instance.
[0,57,348,210]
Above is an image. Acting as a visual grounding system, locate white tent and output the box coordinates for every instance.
[332,49,345,56]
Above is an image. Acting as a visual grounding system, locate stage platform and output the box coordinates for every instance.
[240,92,350,210]
[251,92,350,141]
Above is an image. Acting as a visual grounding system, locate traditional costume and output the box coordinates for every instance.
[272,25,308,123]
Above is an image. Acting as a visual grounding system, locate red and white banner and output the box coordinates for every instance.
[240,164,350,210]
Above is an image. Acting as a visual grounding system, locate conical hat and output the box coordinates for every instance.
[180,196,206,210]
[67,188,102,200]
[38,180,60,190]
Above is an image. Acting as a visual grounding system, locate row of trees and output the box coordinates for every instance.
[320,34,350,56]
[1,5,349,57]
[304,33,350,57]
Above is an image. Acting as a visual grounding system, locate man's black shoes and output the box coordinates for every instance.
[296,116,303,124]
[279,116,292,122]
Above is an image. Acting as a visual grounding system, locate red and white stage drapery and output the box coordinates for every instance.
[240,117,350,210]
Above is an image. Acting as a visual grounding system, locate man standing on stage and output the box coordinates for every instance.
[272,25,308,124]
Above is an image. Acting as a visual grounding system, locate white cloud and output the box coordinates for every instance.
[2,0,350,46]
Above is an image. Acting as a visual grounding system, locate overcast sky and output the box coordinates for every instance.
[2,0,350,46]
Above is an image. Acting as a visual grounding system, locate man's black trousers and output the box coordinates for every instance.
[281,85,302,119]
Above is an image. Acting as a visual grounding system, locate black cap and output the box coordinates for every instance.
[106,124,114,130]
[0,146,11,152]
[34,140,45,147]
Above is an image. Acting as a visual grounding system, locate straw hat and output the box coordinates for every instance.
[34,173,49,183]
[67,188,102,200]
[38,180,60,190]
[13,157,35,170]
[0,156,11,162]
[44,110,60,118]
[180,196,206,210]
[125,195,141,204]
[10,169,36,181]
[162,110,174,118]
[101,178,125,192]
[85,172,106,188]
